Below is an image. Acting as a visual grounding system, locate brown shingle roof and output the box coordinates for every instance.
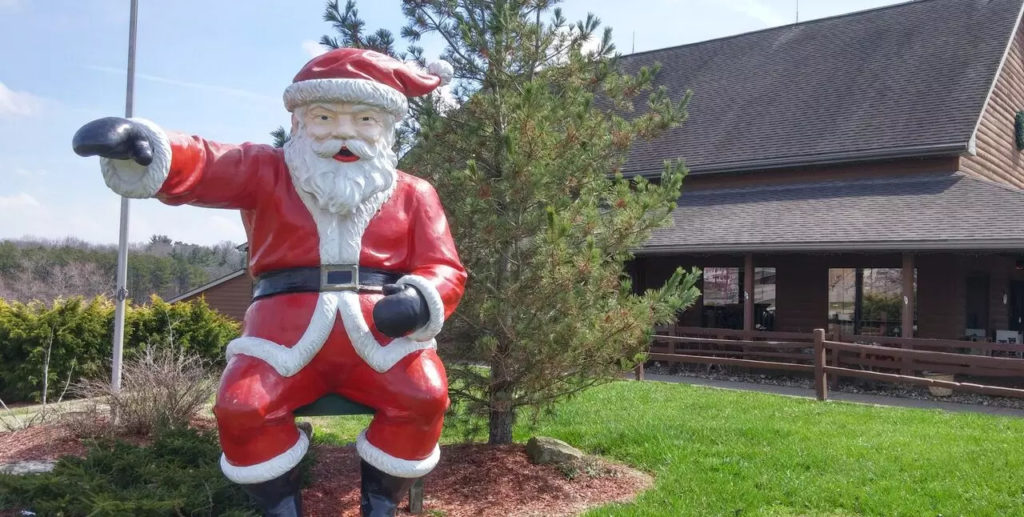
[642,172,1024,252]
[618,0,1024,176]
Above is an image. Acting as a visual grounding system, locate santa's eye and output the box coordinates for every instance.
[361,116,373,122]
[319,115,330,121]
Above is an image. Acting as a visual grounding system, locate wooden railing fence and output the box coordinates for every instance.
[641,326,1024,400]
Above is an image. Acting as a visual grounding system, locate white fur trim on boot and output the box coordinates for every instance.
[220,428,309,484]
[356,430,440,478]
[395,275,445,342]
[99,117,171,198]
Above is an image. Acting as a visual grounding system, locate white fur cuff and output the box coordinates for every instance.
[220,429,309,484]
[397,275,445,342]
[99,117,172,198]
[356,430,440,478]
[284,78,408,115]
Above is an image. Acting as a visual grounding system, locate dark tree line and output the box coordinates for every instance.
[0,236,246,304]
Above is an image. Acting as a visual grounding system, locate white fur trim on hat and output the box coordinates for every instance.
[396,275,445,342]
[283,78,409,114]
[356,430,440,478]
[220,428,309,484]
[99,117,171,198]
[427,60,454,86]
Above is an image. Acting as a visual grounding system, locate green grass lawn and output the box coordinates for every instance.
[309,381,1024,516]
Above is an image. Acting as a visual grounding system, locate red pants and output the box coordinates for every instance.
[213,292,449,483]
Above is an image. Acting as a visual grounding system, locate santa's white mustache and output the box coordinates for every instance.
[310,138,375,159]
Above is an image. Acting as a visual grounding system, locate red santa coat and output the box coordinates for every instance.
[99,119,465,482]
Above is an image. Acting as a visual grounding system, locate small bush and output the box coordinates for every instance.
[0,295,239,404]
[68,347,216,437]
[0,427,258,516]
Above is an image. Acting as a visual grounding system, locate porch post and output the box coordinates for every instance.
[744,253,754,332]
[902,252,915,338]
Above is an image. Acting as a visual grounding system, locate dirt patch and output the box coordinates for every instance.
[1,424,652,516]
[0,425,87,462]
[304,443,652,516]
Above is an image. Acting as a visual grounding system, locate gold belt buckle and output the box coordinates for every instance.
[320,264,359,292]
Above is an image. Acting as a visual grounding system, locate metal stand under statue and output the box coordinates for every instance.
[72,48,465,517]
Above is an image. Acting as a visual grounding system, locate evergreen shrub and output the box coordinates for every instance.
[0,296,239,403]
[0,427,258,516]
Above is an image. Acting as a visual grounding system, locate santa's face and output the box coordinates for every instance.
[285,101,398,215]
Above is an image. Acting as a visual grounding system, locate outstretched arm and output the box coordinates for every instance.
[73,117,277,210]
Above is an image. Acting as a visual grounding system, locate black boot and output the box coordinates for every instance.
[242,464,303,517]
[360,460,417,517]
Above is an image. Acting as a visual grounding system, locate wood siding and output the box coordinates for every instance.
[684,157,959,191]
[960,21,1024,188]
[180,273,253,322]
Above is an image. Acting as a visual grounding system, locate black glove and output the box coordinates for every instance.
[72,117,154,166]
[372,284,430,338]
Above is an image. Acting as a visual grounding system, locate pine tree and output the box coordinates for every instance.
[397,0,700,443]
[306,0,699,443]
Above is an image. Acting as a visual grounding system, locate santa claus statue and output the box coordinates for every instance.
[72,49,465,517]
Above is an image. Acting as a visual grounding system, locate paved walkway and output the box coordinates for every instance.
[643,373,1024,418]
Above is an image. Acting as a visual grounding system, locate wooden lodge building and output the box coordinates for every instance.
[179,0,1024,346]
[628,0,1024,344]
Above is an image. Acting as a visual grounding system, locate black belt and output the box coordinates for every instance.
[253,265,403,300]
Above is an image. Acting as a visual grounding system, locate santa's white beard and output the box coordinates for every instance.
[284,131,397,215]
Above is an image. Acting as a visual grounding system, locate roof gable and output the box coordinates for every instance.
[619,0,1024,175]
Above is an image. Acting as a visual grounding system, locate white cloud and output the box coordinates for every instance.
[0,192,41,209]
[13,168,47,177]
[83,65,277,102]
[302,40,329,58]
[720,0,789,27]
[0,82,43,117]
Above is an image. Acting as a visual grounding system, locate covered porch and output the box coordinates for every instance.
[636,172,1024,344]
[633,251,1024,343]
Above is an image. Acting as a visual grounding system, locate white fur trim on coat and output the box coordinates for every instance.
[225,293,339,376]
[396,274,445,342]
[99,118,171,198]
[356,430,440,478]
[284,78,408,115]
[220,428,309,484]
[226,291,436,376]
[335,291,437,371]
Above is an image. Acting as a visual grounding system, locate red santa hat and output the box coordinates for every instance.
[283,48,453,115]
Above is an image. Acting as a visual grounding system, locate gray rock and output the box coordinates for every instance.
[526,436,585,465]
[0,460,56,475]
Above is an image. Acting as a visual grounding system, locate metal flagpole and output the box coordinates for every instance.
[112,0,139,392]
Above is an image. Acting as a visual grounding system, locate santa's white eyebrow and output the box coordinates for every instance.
[306,104,339,114]
[350,105,383,115]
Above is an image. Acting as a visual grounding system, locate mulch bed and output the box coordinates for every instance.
[0,423,652,516]
[304,443,651,516]
[0,424,87,462]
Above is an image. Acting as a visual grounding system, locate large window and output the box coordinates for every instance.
[702,267,776,330]
[828,268,915,337]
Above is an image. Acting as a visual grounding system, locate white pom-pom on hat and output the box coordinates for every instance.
[427,60,454,86]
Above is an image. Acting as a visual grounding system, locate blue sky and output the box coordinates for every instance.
[0,0,903,246]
